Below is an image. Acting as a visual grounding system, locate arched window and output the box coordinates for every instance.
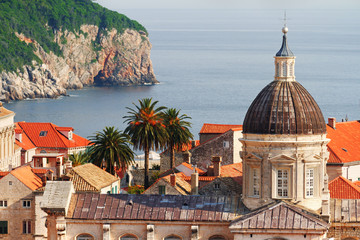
[289,62,294,76]
[276,63,280,77]
[209,235,226,240]
[40,150,47,153]
[77,234,94,240]
[120,234,138,240]
[282,62,287,76]
[164,235,182,240]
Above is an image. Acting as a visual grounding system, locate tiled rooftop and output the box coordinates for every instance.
[41,181,74,213]
[200,123,243,134]
[327,121,360,163]
[68,193,248,221]
[10,165,43,190]
[67,163,118,192]
[16,122,90,149]
[0,106,14,118]
[230,201,328,231]
[329,176,360,199]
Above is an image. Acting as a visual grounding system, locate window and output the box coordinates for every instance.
[223,141,229,148]
[8,181,12,186]
[164,235,182,240]
[214,183,220,189]
[23,220,31,234]
[277,169,289,197]
[276,63,280,77]
[306,168,314,197]
[159,185,166,195]
[39,131,48,137]
[0,221,8,234]
[77,234,94,240]
[22,200,31,208]
[289,62,294,76]
[0,200,7,208]
[120,234,138,240]
[252,168,260,197]
[282,62,287,76]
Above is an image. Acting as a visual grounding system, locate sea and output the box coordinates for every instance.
[3,9,360,140]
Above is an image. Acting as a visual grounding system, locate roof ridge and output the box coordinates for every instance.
[17,122,37,148]
[50,122,68,147]
[339,176,360,193]
[71,167,101,191]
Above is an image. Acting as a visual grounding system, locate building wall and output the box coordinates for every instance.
[65,221,233,240]
[199,133,220,144]
[328,225,360,240]
[199,178,241,196]
[0,113,16,171]
[144,178,183,195]
[241,133,330,212]
[190,131,238,170]
[343,165,360,182]
[0,174,35,240]
[327,165,343,182]
[34,192,47,240]
[233,233,327,240]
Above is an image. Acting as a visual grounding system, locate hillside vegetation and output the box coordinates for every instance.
[0,0,147,72]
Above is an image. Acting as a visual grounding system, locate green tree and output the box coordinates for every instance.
[163,108,193,169]
[88,126,134,175]
[68,151,90,167]
[124,98,167,188]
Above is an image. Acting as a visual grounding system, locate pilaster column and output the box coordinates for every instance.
[147,224,155,240]
[103,223,110,240]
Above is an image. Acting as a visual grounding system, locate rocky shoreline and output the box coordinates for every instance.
[0,25,157,102]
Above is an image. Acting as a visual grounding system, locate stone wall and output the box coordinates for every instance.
[327,225,360,240]
[199,177,241,196]
[0,174,36,240]
[143,178,182,195]
[190,130,240,170]
[160,150,185,172]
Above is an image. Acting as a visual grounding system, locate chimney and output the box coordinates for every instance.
[328,117,336,129]
[191,140,197,148]
[182,150,192,164]
[170,174,176,187]
[191,170,199,195]
[212,156,222,177]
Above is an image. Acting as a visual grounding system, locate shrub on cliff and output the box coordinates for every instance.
[0,0,147,72]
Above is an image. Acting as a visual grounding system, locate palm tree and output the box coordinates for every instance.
[163,108,193,169]
[124,98,167,188]
[88,126,134,175]
[68,151,90,167]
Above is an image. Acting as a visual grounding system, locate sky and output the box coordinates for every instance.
[95,0,360,10]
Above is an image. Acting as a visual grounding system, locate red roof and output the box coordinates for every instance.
[180,162,206,175]
[180,140,200,151]
[31,169,54,174]
[0,172,9,179]
[329,176,360,199]
[327,121,360,164]
[200,123,243,134]
[10,165,43,191]
[219,162,243,184]
[15,123,36,150]
[16,122,90,149]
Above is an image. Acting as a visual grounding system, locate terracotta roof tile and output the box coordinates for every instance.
[10,165,43,190]
[15,123,36,150]
[200,123,243,134]
[329,176,360,199]
[0,172,9,179]
[16,122,90,149]
[327,121,360,163]
[230,201,328,230]
[68,193,247,221]
[67,163,118,192]
[32,169,54,174]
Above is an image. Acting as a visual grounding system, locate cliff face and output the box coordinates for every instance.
[0,25,157,102]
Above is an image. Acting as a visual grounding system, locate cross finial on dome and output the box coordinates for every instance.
[282,11,288,34]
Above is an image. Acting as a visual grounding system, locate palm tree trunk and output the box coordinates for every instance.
[170,143,175,169]
[144,147,150,188]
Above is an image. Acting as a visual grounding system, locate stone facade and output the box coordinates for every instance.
[190,130,242,171]
[199,177,242,196]
[0,174,37,239]
[0,106,18,171]
[241,133,330,212]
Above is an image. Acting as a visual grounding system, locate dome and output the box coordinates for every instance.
[243,80,326,135]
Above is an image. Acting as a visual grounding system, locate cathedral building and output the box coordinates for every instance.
[240,25,331,215]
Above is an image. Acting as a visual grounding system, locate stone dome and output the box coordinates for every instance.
[243,80,326,135]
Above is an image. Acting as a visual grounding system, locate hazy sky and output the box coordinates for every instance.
[95,0,360,10]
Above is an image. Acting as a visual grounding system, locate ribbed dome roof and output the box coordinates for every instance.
[243,81,326,135]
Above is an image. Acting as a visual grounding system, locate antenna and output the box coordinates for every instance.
[283,10,287,27]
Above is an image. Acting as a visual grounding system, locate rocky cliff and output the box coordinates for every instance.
[0,25,157,102]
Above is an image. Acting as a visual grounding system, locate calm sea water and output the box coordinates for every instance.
[4,9,360,139]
